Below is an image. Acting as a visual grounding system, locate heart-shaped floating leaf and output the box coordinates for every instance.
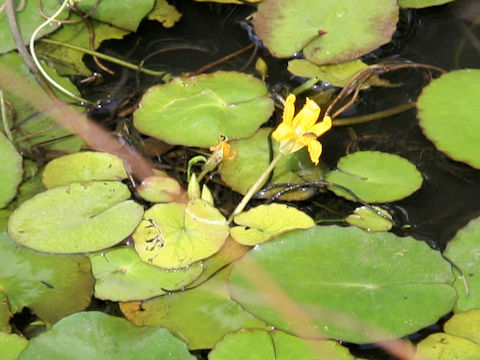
[414,310,480,360]
[209,328,354,360]
[230,204,315,246]
[417,69,480,169]
[8,181,144,253]
[287,59,390,88]
[89,246,203,301]
[325,151,423,203]
[228,225,456,343]
[133,71,274,147]
[252,0,398,65]
[147,0,182,28]
[0,332,28,360]
[75,0,155,32]
[345,206,393,233]
[42,151,127,188]
[0,232,94,325]
[18,311,195,360]
[444,216,480,312]
[219,128,323,200]
[136,173,182,203]
[399,0,455,9]
[0,0,68,53]
[133,199,229,269]
[120,267,269,350]
[0,132,23,208]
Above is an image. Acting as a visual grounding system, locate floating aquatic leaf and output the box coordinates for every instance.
[444,216,480,312]
[136,173,182,203]
[0,292,12,332]
[120,267,269,350]
[228,226,456,343]
[76,0,155,32]
[0,0,68,53]
[133,199,229,269]
[147,0,182,28]
[36,14,128,76]
[417,69,480,169]
[0,332,28,360]
[133,71,274,147]
[0,132,23,208]
[287,59,390,88]
[444,309,480,345]
[345,206,393,232]
[18,311,195,360]
[219,128,323,201]
[0,232,94,325]
[209,329,274,360]
[89,246,203,301]
[414,333,480,360]
[42,151,127,188]
[8,181,143,253]
[399,0,456,9]
[252,0,398,65]
[325,151,423,203]
[230,204,315,246]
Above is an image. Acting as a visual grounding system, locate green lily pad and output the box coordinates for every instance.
[0,131,23,208]
[0,232,94,325]
[219,128,323,201]
[325,151,423,203]
[18,311,195,360]
[0,0,68,53]
[42,151,127,188]
[230,204,315,246]
[75,0,155,32]
[133,71,274,147]
[89,246,203,301]
[7,168,45,210]
[120,267,269,350]
[147,0,182,28]
[228,226,456,343]
[133,200,229,269]
[0,292,12,332]
[252,0,398,65]
[417,70,480,169]
[444,309,480,345]
[136,173,182,203]
[0,332,28,360]
[414,333,480,360]
[287,59,391,88]
[444,216,480,312]
[399,0,456,9]
[209,328,354,360]
[8,181,144,253]
[210,329,274,360]
[345,206,393,232]
[36,15,129,76]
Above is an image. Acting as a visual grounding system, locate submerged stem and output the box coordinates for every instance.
[228,152,283,224]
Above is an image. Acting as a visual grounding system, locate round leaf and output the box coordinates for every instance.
[136,174,182,203]
[228,226,456,343]
[18,311,195,360]
[42,151,127,188]
[252,0,398,65]
[133,199,229,269]
[8,181,144,253]
[230,204,315,246]
[444,310,480,345]
[345,206,393,232]
[0,232,94,325]
[0,131,23,208]
[89,246,203,301]
[209,329,274,360]
[133,71,274,147]
[0,332,28,360]
[444,216,480,312]
[219,128,323,200]
[325,151,423,203]
[120,267,269,350]
[414,333,480,360]
[417,69,480,169]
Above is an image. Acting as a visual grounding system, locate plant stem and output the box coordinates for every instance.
[332,102,416,126]
[0,90,13,141]
[228,152,283,224]
[41,38,172,80]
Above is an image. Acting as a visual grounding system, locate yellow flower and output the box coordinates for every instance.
[272,94,332,165]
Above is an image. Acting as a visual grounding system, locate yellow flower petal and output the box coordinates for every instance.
[306,138,323,165]
[291,97,320,130]
[272,123,294,142]
[309,116,332,136]
[282,94,296,127]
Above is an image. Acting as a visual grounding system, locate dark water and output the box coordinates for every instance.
[79,1,480,359]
